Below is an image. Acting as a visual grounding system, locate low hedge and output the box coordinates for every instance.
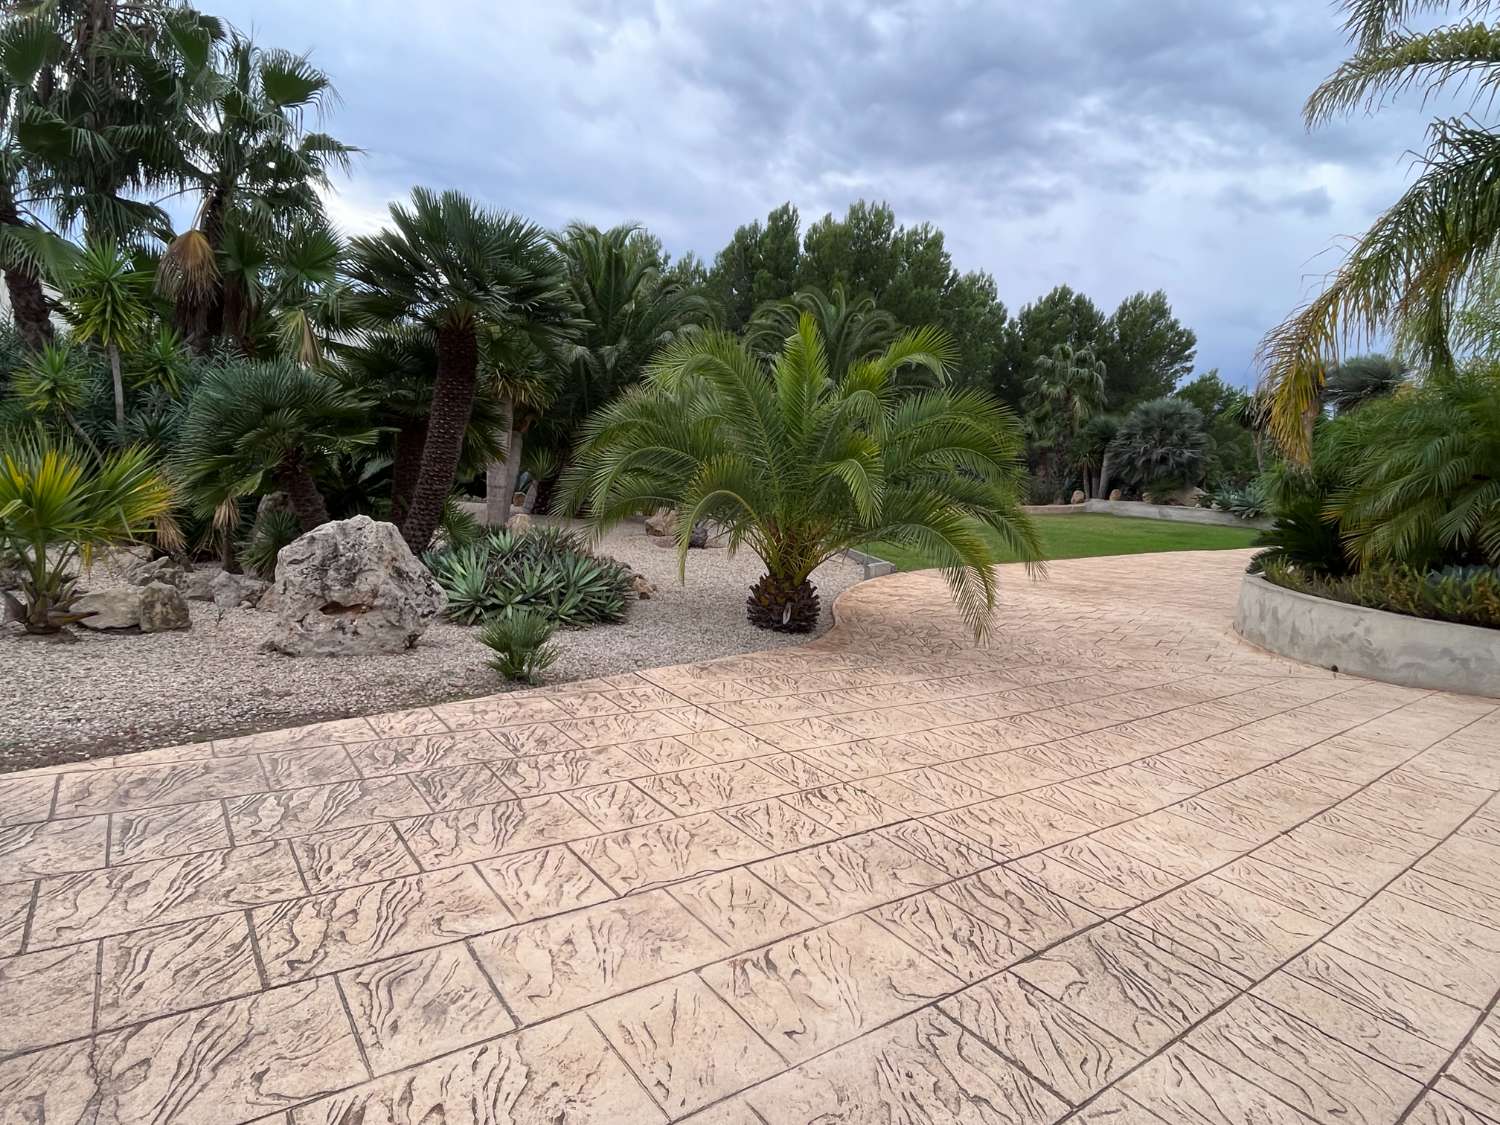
[1259,560,1500,630]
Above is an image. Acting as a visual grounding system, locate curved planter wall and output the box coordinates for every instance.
[1235,575,1500,698]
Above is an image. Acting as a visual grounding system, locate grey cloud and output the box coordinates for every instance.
[213,0,1436,383]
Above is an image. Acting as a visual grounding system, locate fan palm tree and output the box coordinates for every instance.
[1323,354,1410,414]
[347,188,576,552]
[1258,0,1500,457]
[175,359,377,536]
[1024,342,1106,489]
[563,316,1041,638]
[159,34,354,352]
[63,239,149,427]
[0,439,173,633]
[747,285,897,379]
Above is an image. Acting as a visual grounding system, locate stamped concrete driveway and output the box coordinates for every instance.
[1,549,1498,1125]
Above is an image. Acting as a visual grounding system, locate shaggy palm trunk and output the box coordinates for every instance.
[1,194,55,351]
[390,418,427,526]
[401,320,478,552]
[219,527,241,574]
[276,454,331,532]
[484,398,514,527]
[746,571,820,633]
[108,343,125,428]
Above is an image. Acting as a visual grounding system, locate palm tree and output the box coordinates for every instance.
[347,188,576,552]
[159,34,354,352]
[0,439,173,633]
[563,316,1041,638]
[63,239,149,427]
[1258,0,1500,457]
[1323,354,1409,414]
[175,359,377,536]
[1024,342,1106,490]
[747,285,897,379]
[1109,398,1209,497]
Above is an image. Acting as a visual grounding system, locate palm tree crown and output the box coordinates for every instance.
[563,316,1040,638]
[1258,0,1500,456]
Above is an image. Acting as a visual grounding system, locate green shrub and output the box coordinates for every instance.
[1202,479,1267,520]
[480,608,560,683]
[1261,560,1500,630]
[425,525,632,626]
[239,508,302,578]
[1109,398,1208,496]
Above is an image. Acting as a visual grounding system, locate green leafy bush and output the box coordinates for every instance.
[1261,560,1500,630]
[480,608,561,683]
[425,525,632,626]
[239,508,301,578]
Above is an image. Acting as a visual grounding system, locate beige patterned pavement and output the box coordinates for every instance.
[1,549,1498,1125]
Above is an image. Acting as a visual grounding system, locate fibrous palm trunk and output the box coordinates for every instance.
[401,320,478,552]
[390,417,427,527]
[276,454,331,532]
[746,572,820,633]
[1,193,55,351]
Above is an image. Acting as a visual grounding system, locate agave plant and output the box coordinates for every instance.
[564,316,1040,637]
[424,524,633,626]
[0,440,174,633]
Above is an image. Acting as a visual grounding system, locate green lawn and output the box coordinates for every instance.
[865,513,1260,571]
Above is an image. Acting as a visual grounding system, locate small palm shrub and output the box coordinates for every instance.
[239,508,302,579]
[0,440,174,633]
[425,525,632,626]
[1109,398,1208,496]
[480,608,561,683]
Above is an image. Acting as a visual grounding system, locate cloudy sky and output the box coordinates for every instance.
[215,0,1431,386]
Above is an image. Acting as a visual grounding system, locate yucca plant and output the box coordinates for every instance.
[63,239,150,429]
[11,343,101,458]
[480,608,560,684]
[563,316,1041,637]
[0,440,174,633]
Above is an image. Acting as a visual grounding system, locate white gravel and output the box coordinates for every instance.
[0,521,864,770]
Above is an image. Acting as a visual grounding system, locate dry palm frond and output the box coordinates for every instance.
[157,228,219,299]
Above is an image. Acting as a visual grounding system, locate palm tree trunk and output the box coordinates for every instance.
[401,321,478,552]
[219,527,241,574]
[276,454,331,532]
[390,417,427,527]
[108,343,125,428]
[484,397,513,527]
[1097,450,1114,499]
[0,193,55,352]
[504,424,525,519]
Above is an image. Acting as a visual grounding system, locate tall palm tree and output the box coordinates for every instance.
[1024,342,1106,488]
[63,238,149,427]
[159,34,354,352]
[347,188,576,552]
[564,316,1041,638]
[1258,0,1500,457]
[747,285,897,379]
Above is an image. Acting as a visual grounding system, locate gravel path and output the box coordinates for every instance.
[0,521,864,770]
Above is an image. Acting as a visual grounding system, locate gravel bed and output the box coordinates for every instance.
[0,521,864,771]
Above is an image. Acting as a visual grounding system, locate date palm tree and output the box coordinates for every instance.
[564,316,1041,638]
[347,188,576,551]
[747,285,897,379]
[1258,0,1500,457]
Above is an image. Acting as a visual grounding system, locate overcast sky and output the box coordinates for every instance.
[213,0,1431,386]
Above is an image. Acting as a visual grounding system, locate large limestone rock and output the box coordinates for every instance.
[75,588,143,629]
[1071,490,1086,505]
[645,508,676,537]
[139,581,191,632]
[264,516,446,656]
